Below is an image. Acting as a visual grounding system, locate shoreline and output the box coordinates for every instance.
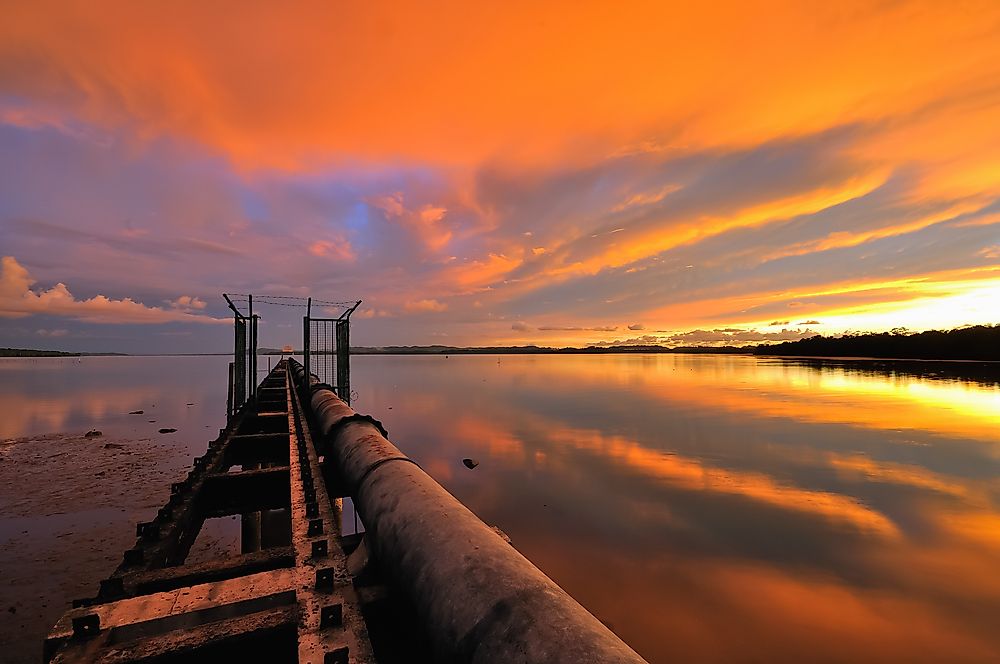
[0,430,233,663]
[4,350,1000,363]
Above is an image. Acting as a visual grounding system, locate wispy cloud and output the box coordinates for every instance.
[2,3,1000,348]
[371,192,452,251]
[308,239,356,261]
[536,325,618,332]
[405,298,448,313]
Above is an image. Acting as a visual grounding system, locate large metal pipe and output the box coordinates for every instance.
[288,359,647,664]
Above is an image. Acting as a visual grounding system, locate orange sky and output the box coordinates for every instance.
[1,1,999,349]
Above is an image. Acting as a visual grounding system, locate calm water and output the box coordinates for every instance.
[1,354,999,662]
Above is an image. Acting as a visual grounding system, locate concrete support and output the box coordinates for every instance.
[240,511,262,554]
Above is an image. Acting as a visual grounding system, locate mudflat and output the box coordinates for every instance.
[0,432,223,664]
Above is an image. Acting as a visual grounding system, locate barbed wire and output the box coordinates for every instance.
[226,294,359,309]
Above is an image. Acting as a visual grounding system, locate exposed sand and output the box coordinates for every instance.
[0,431,210,663]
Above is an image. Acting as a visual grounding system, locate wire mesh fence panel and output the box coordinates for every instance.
[222,294,358,413]
[308,319,337,387]
[233,317,247,414]
[305,317,352,404]
[336,319,350,402]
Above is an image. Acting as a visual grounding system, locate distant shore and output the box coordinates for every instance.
[753,325,999,362]
[0,348,127,358]
[4,325,997,362]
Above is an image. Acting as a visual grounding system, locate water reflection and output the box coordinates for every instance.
[0,354,997,662]
[354,354,1000,663]
[0,355,231,448]
[0,355,245,663]
[769,356,1000,388]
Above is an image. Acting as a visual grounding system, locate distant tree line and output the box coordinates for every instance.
[348,344,748,355]
[0,348,82,357]
[0,348,127,357]
[6,325,996,360]
[753,325,1000,361]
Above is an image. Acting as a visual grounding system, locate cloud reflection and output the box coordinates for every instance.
[353,354,1000,662]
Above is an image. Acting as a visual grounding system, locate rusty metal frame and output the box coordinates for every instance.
[303,299,360,404]
[223,293,259,419]
[45,361,377,663]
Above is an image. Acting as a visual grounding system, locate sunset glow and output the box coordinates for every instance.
[2,1,999,350]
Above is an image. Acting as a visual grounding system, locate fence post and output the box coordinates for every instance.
[250,313,258,401]
[336,319,350,404]
[235,319,247,411]
[227,361,234,419]
[303,315,310,384]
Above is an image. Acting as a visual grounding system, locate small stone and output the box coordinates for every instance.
[84,430,103,438]
[128,410,143,415]
[158,428,177,434]
[462,458,479,469]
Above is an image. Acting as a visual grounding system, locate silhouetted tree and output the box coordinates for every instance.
[753,325,999,361]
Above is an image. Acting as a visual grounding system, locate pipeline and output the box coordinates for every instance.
[287,358,647,663]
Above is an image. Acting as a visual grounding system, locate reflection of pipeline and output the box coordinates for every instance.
[287,358,647,663]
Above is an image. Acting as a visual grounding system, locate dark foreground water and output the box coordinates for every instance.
[1,354,999,663]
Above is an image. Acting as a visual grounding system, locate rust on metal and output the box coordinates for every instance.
[45,361,380,663]
[45,351,647,663]
[289,358,648,664]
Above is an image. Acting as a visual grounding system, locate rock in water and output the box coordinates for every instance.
[158,428,177,434]
[462,458,479,469]
[84,430,102,438]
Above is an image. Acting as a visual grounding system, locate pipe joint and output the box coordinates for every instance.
[354,456,420,490]
[325,413,388,441]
